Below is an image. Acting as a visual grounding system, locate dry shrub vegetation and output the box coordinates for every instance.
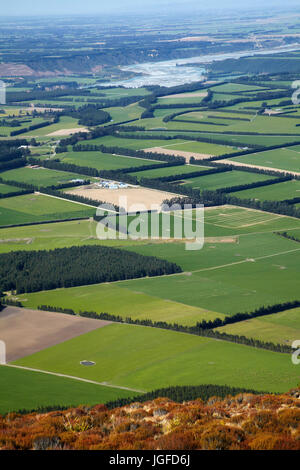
[1,389,300,450]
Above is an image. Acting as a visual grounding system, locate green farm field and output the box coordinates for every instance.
[228,98,296,110]
[120,230,299,272]
[178,169,273,190]
[174,111,298,134]
[99,87,150,98]
[149,140,237,155]
[57,150,163,171]
[0,183,21,195]
[22,99,88,109]
[15,222,300,320]
[3,67,300,414]
[231,179,300,201]
[103,103,144,124]
[157,87,209,99]
[113,246,300,315]
[212,93,242,102]
[132,130,300,147]
[230,146,300,173]
[202,205,300,235]
[79,135,237,156]
[255,80,293,88]
[0,166,92,188]
[16,282,222,326]
[30,145,53,157]
[0,219,99,253]
[0,365,134,415]
[22,116,83,138]
[283,227,300,238]
[153,108,193,118]
[110,209,300,316]
[13,323,300,393]
[175,112,300,135]
[156,97,206,106]
[112,205,300,243]
[0,206,298,254]
[215,307,300,346]
[78,135,188,149]
[0,193,95,226]
[210,83,270,93]
[202,205,300,234]
[0,219,154,253]
[131,114,300,135]
[129,164,211,180]
[0,117,46,137]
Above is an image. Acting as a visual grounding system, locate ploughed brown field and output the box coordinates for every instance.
[0,306,110,362]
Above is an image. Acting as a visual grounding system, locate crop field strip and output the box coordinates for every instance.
[129,130,300,147]
[1,207,297,255]
[215,307,300,346]
[110,248,299,316]
[128,164,212,180]
[228,146,300,173]
[76,135,239,155]
[56,150,165,172]
[230,179,300,202]
[0,183,22,195]
[203,207,286,229]
[0,193,96,226]
[174,170,274,191]
[0,166,94,189]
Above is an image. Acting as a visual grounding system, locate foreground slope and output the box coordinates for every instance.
[1,388,300,450]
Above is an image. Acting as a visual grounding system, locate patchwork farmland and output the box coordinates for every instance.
[1,60,300,423]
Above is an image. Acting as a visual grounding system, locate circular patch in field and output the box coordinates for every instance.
[80,360,96,366]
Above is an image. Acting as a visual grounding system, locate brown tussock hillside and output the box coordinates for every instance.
[1,389,300,450]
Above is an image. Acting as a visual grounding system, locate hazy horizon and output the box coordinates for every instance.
[2,0,300,17]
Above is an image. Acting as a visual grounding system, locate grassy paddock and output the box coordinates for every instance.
[230,146,300,173]
[178,169,273,190]
[13,323,300,393]
[129,164,211,180]
[57,150,163,171]
[15,281,223,326]
[0,193,95,226]
[231,179,300,201]
[0,365,134,415]
[15,227,300,319]
[0,183,21,195]
[0,166,91,188]
[215,307,300,346]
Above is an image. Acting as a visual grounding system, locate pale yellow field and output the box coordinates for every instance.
[66,185,182,210]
